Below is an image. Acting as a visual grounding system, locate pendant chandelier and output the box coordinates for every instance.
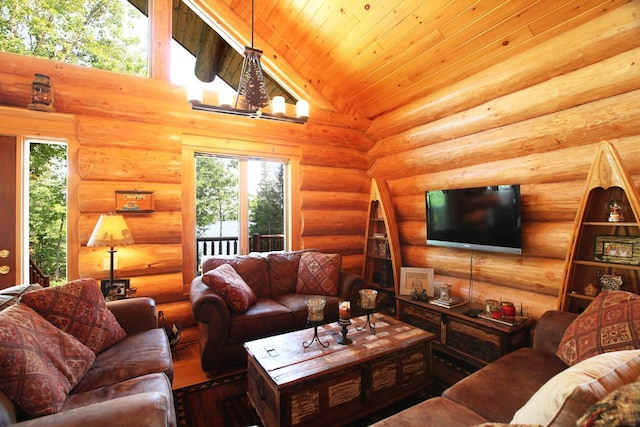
[190,0,308,124]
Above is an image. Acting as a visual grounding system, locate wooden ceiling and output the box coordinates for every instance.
[182,0,627,120]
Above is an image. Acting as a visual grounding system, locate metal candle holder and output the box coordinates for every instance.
[356,310,376,335]
[303,320,329,348]
[336,319,352,345]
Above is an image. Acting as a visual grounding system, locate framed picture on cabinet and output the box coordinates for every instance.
[400,267,434,296]
[594,235,640,265]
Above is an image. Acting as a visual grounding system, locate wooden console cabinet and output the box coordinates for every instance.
[397,295,534,391]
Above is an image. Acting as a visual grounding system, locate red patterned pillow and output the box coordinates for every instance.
[21,278,126,354]
[0,304,95,417]
[557,290,640,366]
[202,263,257,312]
[296,252,342,296]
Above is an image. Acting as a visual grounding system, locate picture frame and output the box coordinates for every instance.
[100,278,130,301]
[400,267,434,296]
[594,236,640,265]
[115,190,154,213]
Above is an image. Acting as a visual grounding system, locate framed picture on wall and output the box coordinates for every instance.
[400,267,434,297]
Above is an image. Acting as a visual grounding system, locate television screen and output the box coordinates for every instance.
[426,185,522,254]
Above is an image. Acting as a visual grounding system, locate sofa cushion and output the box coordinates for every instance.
[443,347,568,423]
[20,278,126,354]
[202,263,257,313]
[72,328,173,393]
[371,396,488,427]
[577,377,640,427]
[269,250,308,296]
[296,252,341,296]
[228,298,294,340]
[202,255,270,297]
[0,304,95,417]
[556,290,640,366]
[511,349,640,426]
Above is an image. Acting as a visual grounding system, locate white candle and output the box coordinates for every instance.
[296,100,309,118]
[272,96,286,115]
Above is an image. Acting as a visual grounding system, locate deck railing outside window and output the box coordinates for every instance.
[196,234,284,273]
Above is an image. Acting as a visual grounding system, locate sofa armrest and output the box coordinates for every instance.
[107,297,157,334]
[12,392,174,427]
[190,276,231,327]
[532,310,578,354]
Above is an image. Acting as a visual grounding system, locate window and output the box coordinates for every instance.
[195,154,286,271]
[181,136,301,284]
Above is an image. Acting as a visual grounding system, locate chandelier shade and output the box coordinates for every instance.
[236,47,270,111]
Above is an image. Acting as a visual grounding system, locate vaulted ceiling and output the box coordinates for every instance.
[158,0,628,120]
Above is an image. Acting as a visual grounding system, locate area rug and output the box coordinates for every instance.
[173,371,430,427]
[173,371,262,427]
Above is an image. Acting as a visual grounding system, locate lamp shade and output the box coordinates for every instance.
[87,213,134,247]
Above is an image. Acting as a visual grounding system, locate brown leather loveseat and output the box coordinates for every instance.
[190,250,365,374]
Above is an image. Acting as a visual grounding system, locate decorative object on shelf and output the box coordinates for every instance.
[87,212,134,298]
[188,0,308,124]
[501,301,516,317]
[356,289,377,334]
[607,200,626,222]
[400,267,434,297]
[115,190,154,213]
[583,283,599,297]
[594,236,640,265]
[100,278,130,301]
[303,298,328,347]
[28,73,55,112]
[600,274,623,291]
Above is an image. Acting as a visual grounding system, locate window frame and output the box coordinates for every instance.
[181,134,301,290]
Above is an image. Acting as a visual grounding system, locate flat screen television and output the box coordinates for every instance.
[425,184,522,255]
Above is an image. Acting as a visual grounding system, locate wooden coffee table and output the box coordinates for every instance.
[244,313,435,427]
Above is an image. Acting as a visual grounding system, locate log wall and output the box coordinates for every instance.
[0,53,373,328]
[366,3,640,319]
[1,3,638,326]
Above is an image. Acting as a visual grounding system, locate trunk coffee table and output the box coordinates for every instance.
[244,313,435,427]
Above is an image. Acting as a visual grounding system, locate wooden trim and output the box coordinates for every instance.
[148,0,172,81]
[0,107,80,282]
[181,146,197,292]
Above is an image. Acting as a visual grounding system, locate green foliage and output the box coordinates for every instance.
[195,156,238,236]
[29,142,67,283]
[0,0,147,75]
[249,163,284,236]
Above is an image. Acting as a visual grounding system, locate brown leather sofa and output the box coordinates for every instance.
[0,285,175,427]
[373,310,579,427]
[190,250,366,374]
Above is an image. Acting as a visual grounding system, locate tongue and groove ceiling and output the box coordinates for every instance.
[133,0,627,120]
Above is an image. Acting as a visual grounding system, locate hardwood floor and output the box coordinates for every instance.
[171,326,209,390]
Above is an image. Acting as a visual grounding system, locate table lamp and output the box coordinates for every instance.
[87,212,134,293]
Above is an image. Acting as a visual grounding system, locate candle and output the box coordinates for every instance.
[359,289,378,310]
[306,298,325,322]
[339,301,351,320]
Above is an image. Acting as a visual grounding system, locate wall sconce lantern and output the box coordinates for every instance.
[28,73,55,112]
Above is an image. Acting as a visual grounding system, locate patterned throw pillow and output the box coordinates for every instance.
[577,378,640,427]
[0,304,95,417]
[556,290,640,366]
[296,252,342,296]
[202,263,257,312]
[21,278,126,354]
